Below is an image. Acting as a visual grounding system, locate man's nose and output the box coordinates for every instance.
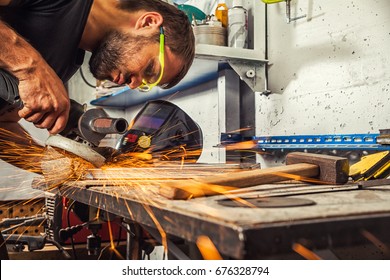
[127,75,142,89]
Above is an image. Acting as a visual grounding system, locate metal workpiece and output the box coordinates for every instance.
[358,178,390,188]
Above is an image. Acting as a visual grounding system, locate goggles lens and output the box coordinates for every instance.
[138,27,165,92]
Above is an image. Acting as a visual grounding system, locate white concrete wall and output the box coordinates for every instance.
[257,0,390,136]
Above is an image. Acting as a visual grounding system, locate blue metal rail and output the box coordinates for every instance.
[254,133,390,151]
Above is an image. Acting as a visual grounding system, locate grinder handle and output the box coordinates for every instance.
[0,69,23,108]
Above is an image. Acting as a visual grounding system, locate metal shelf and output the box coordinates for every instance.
[195,44,267,93]
[194,0,267,93]
[195,44,267,62]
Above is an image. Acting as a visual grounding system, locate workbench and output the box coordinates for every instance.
[33,165,390,260]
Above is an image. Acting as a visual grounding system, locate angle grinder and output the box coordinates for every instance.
[0,69,128,168]
[48,99,128,167]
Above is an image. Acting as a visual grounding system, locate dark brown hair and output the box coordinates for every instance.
[118,0,195,88]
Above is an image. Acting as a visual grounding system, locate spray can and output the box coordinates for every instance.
[228,0,248,48]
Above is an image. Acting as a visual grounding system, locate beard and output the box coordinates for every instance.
[89,30,154,81]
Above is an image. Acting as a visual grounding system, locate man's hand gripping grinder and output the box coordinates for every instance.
[0,69,128,168]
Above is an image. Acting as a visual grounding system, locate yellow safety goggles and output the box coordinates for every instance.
[137,27,165,92]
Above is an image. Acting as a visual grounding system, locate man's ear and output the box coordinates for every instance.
[135,12,163,30]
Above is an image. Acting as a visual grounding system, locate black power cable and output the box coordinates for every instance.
[45,238,72,259]
[66,200,78,259]
[79,67,96,88]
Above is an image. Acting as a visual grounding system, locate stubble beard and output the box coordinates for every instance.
[89,30,152,82]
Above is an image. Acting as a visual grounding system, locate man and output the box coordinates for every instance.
[0,0,195,260]
[0,0,195,134]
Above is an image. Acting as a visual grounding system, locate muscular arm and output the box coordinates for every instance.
[0,20,70,134]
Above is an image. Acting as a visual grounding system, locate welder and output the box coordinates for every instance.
[0,0,194,132]
[0,0,195,259]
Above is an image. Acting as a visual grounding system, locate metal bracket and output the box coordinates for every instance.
[286,0,306,23]
[261,0,306,23]
[227,59,266,93]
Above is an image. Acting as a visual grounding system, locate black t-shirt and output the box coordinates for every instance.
[0,0,93,83]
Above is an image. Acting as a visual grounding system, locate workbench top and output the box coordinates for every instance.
[33,166,390,259]
[61,180,390,225]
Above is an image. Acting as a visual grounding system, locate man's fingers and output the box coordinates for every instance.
[18,107,67,134]
[33,113,56,130]
[20,111,44,124]
[18,106,36,119]
[48,112,68,135]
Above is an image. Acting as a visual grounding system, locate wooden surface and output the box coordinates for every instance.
[156,152,350,199]
[159,163,319,199]
[286,152,349,184]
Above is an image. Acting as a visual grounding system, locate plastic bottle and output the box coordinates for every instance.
[228,0,248,48]
[215,3,228,28]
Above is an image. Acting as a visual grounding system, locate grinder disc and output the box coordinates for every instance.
[45,134,105,167]
[218,197,316,208]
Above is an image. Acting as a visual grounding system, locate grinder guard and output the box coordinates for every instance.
[45,100,128,167]
[116,100,203,161]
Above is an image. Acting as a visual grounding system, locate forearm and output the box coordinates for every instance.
[0,20,42,80]
[0,20,70,134]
